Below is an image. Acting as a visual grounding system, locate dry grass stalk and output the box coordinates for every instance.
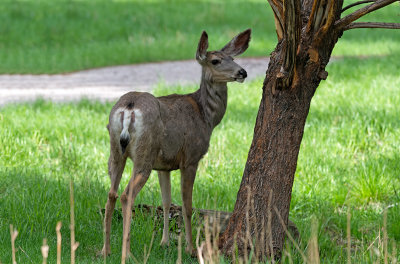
[41,238,49,264]
[212,211,222,262]
[232,233,238,264]
[347,207,351,264]
[205,216,213,261]
[10,224,18,264]
[143,228,156,264]
[17,246,32,263]
[196,227,205,264]
[69,179,79,264]
[368,243,373,262]
[273,206,307,263]
[251,198,260,261]
[196,211,224,264]
[207,215,218,263]
[284,240,293,264]
[176,232,182,264]
[261,216,266,262]
[196,225,209,263]
[366,232,380,253]
[366,230,385,263]
[56,222,62,264]
[391,240,397,264]
[307,217,320,264]
[368,229,382,263]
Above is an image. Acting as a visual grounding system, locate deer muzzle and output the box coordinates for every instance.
[235,68,247,83]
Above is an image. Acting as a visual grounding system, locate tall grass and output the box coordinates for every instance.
[0,0,399,74]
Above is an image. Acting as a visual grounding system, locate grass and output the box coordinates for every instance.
[0,0,399,74]
[1,55,400,263]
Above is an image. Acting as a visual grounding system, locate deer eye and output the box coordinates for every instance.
[211,59,221,65]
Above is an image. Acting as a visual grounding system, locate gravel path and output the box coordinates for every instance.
[0,57,269,106]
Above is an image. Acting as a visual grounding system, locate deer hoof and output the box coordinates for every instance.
[98,245,111,257]
[185,246,197,258]
[160,239,169,247]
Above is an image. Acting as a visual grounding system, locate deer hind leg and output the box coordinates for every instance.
[120,167,152,259]
[180,164,198,255]
[157,171,171,246]
[102,154,127,256]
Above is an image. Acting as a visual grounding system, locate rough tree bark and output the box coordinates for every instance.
[219,0,400,261]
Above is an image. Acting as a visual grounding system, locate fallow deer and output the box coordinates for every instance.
[101,29,251,258]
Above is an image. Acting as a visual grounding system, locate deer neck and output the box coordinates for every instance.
[199,69,228,129]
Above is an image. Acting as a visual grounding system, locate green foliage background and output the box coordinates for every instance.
[0,0,399,73]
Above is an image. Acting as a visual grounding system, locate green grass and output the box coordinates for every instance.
[1,55,399,263]
[0,0,399,74]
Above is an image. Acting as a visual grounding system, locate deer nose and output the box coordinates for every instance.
[238,69,247,78]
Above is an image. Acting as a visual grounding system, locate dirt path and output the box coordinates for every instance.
[0,57,269,106]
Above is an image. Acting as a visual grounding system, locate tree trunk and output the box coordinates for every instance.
[219,1,341,260]
[219,0,399,260]
[219,42,328,260]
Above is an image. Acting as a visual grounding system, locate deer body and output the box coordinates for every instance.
[102,29,251,259]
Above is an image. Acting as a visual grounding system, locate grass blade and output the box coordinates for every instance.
[70,179,79,264]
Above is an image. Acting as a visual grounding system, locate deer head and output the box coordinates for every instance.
[196,29,251,83]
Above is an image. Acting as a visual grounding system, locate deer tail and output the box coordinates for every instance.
[119,109,135,154]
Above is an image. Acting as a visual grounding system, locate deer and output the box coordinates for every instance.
[101,29,251,258]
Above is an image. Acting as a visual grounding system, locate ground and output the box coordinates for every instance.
[0,57,269,105]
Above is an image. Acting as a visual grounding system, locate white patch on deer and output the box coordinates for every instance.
[110,108,125,146]
[132,109,143,137]
[120,110,131,141]
[111,109,123,132]
[126,109,143,157]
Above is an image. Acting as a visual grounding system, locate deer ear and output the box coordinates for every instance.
[221,29,251,57]
[196,31,208,62]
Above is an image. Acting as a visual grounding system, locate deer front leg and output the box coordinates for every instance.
[158,171,171,246]
[180,164,198,256]
[101,156,126,256]
[120,168,151,262]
